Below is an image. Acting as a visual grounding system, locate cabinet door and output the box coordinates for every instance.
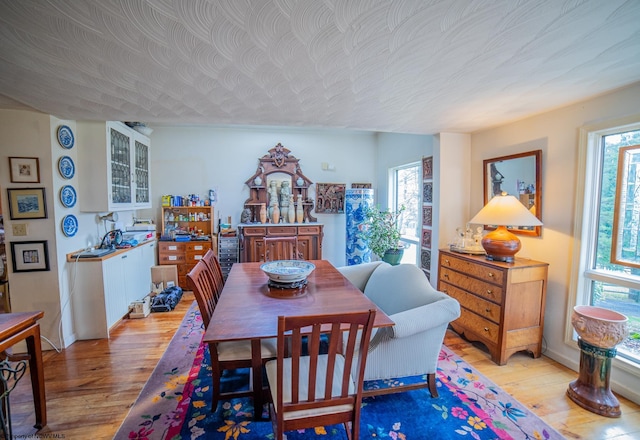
[107,121,133,209]
[102,256,128,328]
[297,235,313,260]
[133,132,151,208]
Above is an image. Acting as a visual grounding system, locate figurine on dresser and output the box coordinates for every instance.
[280,180,291,222]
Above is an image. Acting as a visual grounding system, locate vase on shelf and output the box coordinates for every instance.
[259,204,267,224]
[296,198,304,223]
[272,204,280,224]
[288,195,296,223]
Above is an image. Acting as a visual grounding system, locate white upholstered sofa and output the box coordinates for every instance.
[337,261,461,397]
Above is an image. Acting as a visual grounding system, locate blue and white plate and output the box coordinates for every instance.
[58,156,75,179]
[60,185,77,208]
[57,125,74,149]
[260,260,316,283]
[62,214,78,237]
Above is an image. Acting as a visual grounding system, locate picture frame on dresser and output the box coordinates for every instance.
[483,150,542,236]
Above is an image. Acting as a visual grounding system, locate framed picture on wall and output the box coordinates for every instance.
[9,157,40,183]
[10,240,50,272]
[7,188,48,220]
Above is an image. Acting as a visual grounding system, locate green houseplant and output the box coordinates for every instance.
[360,205,406,265]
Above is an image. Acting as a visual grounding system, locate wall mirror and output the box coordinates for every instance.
[483,150,542,236]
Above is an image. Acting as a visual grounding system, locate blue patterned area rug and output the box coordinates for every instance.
[116,303,564,440]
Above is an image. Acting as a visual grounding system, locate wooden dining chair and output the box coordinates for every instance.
[201,249,225,299]
[187,261,277,412]
[265,309,376,440]
[263,236,300,261]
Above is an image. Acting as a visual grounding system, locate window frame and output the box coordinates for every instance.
[389,161,421,265]
[569,114,640,376]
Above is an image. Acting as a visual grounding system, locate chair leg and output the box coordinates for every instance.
[427,372,438,398]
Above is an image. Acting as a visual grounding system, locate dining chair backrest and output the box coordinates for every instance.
[201,249,225,290]
[263,236,300,261]
[266,309,376,439]
[186,260,220,329]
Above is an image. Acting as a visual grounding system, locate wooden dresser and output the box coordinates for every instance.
[158,240,213,288]
[238,224,323,262]
[437,249,549,365]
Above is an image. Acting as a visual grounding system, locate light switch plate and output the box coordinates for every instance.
[12,223,27,236]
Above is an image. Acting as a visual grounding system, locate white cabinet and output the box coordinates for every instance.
[77,121,151,212]
[70,240,156,340]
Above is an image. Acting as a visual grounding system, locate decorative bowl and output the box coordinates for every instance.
[260,260,315,283]
[571,305,629,348]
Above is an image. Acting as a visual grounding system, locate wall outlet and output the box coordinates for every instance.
[12,223,27,236]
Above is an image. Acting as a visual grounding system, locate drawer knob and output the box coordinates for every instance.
[485,308,490,313]
[486,289,493,295]
[443,274,449,279]
[488,272,494,278]
[444,259,450,265]
[484,327,489,332]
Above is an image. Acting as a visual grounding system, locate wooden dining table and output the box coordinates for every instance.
[203,260,394,413]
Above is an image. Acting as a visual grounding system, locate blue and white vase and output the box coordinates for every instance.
[345,188,374,266]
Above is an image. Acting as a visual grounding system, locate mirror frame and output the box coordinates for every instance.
[482,150,542,237]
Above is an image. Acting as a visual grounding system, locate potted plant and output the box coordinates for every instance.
[360,205,406,265]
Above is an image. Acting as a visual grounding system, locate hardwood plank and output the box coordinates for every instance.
[7,293,640,439]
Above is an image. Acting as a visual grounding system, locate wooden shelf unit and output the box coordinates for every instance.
[159,205,216,287]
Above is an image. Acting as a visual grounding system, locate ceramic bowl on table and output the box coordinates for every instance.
[260,260,315,284]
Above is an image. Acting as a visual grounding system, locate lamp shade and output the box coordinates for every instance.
[469,194,542,227]
[469,194,542,262]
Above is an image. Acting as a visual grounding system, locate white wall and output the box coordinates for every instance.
[144,126,381,267]
[470,82,640,404]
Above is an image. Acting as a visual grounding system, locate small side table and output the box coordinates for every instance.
[0,312,46,429]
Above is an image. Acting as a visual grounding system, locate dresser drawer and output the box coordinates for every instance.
[159,253,186,264]
[186,250,207,264]
[442,282,501,324]
[266,226,296,235]
[456,308,500,344]
[186,242,212,253]
[298,225,321,235]
[440,253,505,285]
[243,227,267,236]
[440,267,503,304]
[219,238,238,249]
[159,242,186,253]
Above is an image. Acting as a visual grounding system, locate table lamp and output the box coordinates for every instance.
[469,193,542,262]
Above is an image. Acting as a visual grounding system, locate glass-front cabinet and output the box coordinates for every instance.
[78,121,151,212]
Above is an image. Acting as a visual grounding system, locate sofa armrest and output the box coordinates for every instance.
[388,297,460,339]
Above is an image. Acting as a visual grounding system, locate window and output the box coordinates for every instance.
[390,162,421,265]
[573,119,640,367]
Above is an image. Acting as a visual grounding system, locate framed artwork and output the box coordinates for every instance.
[9,157,40,183]
[10,240,50,272]
[7,187,48,220]
[316,183,346,214]
[351,183,372,189]
[422,156,433,180]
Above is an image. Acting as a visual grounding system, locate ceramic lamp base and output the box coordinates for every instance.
[481,225,521,263]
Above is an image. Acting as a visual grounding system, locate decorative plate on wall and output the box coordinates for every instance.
[59,185,77,208]
[62,214,78,237]
[58,155,75,179]
[57,125,74,149]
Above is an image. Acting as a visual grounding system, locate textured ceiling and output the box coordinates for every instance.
[0,0,639,134]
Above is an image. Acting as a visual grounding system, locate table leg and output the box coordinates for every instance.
[250,339,264,420]
[25,324,46,429]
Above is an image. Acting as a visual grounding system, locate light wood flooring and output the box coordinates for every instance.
[9,291,640,439]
